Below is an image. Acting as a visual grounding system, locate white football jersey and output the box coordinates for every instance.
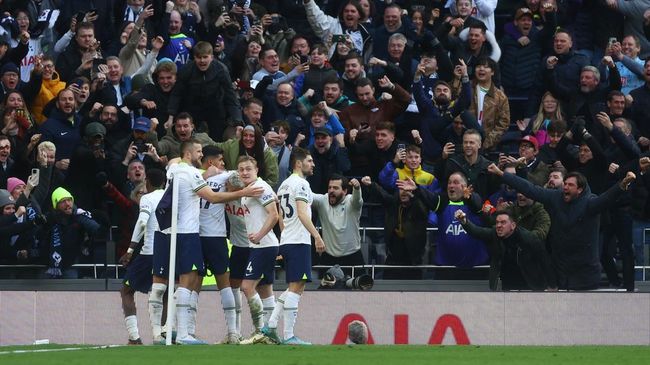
[241,178,279,248]
[225,199,249,248]
[199,171,233,237]
[277,174,312,245]
[133,189,165,255]
[167,163,207,234]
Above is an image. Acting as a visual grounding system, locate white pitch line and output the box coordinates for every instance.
[0,345,124,355]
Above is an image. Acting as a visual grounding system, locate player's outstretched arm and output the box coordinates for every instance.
[197,184,264,204]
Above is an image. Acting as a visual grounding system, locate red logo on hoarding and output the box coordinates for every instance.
[332,313,470,345]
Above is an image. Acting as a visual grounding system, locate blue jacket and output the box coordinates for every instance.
[39,108,82,161]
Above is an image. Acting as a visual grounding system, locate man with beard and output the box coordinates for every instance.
[92,104,129,147]
[312,174,364,271]
[307,128,350,194]
[298,77,353,114]
[39,89,81,169]
[413,59,474,166]
[545,167,566,189]
[125,60,177,138]
[151,140,263,344]
[340,53,366,102]
[487,163,637,290]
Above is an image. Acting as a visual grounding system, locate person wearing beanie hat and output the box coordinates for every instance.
[0,60,43,106]
[7,177,25,199]
[43,186,100,278]
[0,188,14,209]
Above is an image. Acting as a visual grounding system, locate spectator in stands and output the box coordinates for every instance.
[303,0,372,62]
[1,90,39,176]
[546,61,621,145]
[442,22,501,80]
[340,76,409,145]
[31,141,63,213]
[31,56,66,125]
[300,77,352,113]
[39,89,81,169]
[605,0,650,59]
[125,59,177,138]
[307,127,350,194]
[398,172,488,269]
[545,166,566,190]
[487,163,637,290]
[267,120,291,190]
[371,4,416,61]
[609,36,646,95]
[341,53,366,101]
[517,135,550,186]
[260,82,306,144]
[363,175,429,279]
[378,144,440,195]
[468,57,509,151]
[241,98,264,129]
[348,121,403,179]
[42,187,100,278]
[313,174,364,271]
[157,6,195,70]
[158,112,217,160]
[119,4,156,78]
[368,33,417,92]
[629,59,650,144]
[294,44,338,102]
[280,35,310,74]
[0,61,42,106]
[219,124,279,187]
[55,21,97,83]
[456,209,555,290]
[167,42,242,141]
[516,92,565,146]
[252,47,307,91]
[93,56,132,108]
[500,7,556,98]
[299,102,345,148]
[538,120,568,165]
[442,128,500,199]
[413,59,474,166]
[112,116,162,177]
[0,190,45,267]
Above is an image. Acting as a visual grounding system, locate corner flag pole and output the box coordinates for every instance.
[165,171,180,346]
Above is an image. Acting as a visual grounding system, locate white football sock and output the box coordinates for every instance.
[125,315,139,341]
[220,287,237,334]
[268,290,287,329]
[261,295,276,328]
[148,283,166,339]
[247,293,264,331]
[283,291,301,340]
[188,291,199,336]
[233,287,242,334]
[175,287,192,339]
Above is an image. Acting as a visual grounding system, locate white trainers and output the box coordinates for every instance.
[176,335,207,345]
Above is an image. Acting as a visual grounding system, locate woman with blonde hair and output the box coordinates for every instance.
[516,91,564,145]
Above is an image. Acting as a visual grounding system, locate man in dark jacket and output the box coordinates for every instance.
[55,22,97,83]
[487,163,637,290]
[39,89,82,166]
[308,128,350,194]
[499,7,556,97]
[125,58,177,139]
[166,42,242,141]
[456,209,555,291]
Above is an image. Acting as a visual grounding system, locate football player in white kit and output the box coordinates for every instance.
[263,147,325,345]
[236,156,281,344]
[152,140,263,345]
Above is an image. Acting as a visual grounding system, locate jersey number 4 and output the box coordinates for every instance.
[279,194,294,219]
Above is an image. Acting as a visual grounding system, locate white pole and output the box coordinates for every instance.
[165,172,180,346]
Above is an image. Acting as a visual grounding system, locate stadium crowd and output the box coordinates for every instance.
[0,0,649,296]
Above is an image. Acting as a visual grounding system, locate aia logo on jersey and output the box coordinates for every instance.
[225,203,249,217]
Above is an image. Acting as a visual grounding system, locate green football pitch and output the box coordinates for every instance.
[1,344,649,365]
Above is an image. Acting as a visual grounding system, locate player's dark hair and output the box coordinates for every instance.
[146,169,166,189]
[290,146,311,170]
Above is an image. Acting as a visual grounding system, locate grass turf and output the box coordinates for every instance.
[1,345,649,365]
